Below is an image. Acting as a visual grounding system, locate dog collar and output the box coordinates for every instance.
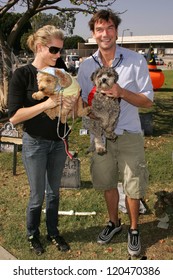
[88,86,96,106]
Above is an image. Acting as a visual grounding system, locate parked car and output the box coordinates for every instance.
[155,58,164,65]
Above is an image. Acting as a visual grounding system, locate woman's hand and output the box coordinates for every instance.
[63,91,80,111]
[43,95,62,109]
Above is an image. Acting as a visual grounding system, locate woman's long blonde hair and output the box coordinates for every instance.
[27,25,64,53]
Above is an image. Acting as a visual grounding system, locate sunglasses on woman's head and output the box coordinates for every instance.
[46,45,63,54]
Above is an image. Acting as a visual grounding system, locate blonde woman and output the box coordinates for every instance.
[8,25,73,255]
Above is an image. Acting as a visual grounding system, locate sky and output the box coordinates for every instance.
[71,0,173,39]
[12,0,173,40]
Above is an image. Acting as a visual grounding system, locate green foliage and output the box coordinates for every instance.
[20,12,68,52]
[0,12,31,53]
[146,138,173,184]
[20,30,33,52]
[17,12,85,52]
[0,13,21,39]
[30,13,63,32]
[64,35,85,49]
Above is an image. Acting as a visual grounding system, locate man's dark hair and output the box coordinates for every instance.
[88,9,122,31]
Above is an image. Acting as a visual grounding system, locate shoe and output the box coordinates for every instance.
[47,235,70,252]
[128,228,141,256]
[97,219,122,244]
[28,235,44,255]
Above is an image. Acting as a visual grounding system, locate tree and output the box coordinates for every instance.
[0,0,117,112]
[64,35,85,49]
[0,12,32,54]
[30,12,64,33]
[20,12,70,52]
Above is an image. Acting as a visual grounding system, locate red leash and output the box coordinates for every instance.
[62,138,73,159]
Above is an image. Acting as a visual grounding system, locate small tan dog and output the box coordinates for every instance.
[32,67,90,123]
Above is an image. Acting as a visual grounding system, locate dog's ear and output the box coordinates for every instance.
[114,72,119,83]
[37,72,44,79]
[91,68,100,83]
[55,69,72,87]
[90,71,95,82]
[63,73,72,87]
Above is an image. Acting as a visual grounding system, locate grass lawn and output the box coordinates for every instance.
[0,70,173,260]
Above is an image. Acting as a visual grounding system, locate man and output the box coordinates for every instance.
[77,9,153,257]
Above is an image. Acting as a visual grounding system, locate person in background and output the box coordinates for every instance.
[77,9,154,257]
[55,56,68,71]
[75,58,80,74]
[8,25,77,255]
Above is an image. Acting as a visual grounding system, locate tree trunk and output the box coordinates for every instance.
[0,43,13,113]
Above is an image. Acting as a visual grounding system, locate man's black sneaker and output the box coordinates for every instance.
[97,219,122,244]
[28,235,44,255]
[47,235,70,252]
[128,228,141,256]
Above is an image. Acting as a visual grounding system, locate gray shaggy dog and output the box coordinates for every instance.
[88,67,120,154]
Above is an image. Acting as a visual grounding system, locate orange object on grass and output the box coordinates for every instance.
[146,46,164,90]
[149,68,165,90]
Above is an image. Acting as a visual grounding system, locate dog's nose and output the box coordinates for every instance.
[102,78,107,83]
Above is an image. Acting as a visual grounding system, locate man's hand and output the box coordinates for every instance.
[101,83,123,98]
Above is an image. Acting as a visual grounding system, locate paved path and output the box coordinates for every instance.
[0,246,17,260]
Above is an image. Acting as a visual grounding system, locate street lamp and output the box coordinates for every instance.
[121,29,130,46]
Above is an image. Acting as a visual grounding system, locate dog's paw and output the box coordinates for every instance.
[95,144,106,154]
[60,115,67,124]
[32,92,39,99]
[32,92,43,100]
[105,132,117,140]
[86,106,92,115]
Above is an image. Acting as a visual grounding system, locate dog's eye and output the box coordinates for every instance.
[107,72,112,77]
[46,79,52,83]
